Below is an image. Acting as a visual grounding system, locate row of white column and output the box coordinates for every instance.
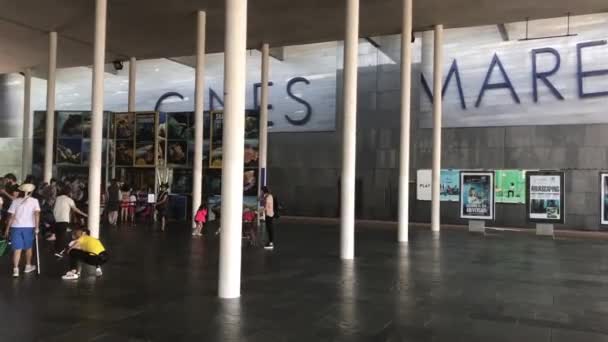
[20,0,444,298]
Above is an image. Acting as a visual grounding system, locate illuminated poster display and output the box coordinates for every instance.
[460,171,494,220]
[526,171,565,223]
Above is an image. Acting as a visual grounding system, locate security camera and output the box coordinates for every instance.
[113,60,124,71]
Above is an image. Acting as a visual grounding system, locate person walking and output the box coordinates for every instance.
[155,184,169,232]
[53,186,88,257]
[193,203,207,237]
[3,183,40,277]
[262,186,276,250]
[106,179,120,226]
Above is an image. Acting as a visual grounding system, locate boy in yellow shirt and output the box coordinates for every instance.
[61,226,109,280]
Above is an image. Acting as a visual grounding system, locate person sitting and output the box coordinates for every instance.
[61,226,108,280]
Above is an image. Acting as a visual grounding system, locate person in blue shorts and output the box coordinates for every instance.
[3,183,40,277]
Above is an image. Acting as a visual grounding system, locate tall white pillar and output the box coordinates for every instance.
[430,25,443,232]
[22,68,32,180]
[128,57,137,112]
[258,43,270,198]
[192,11,206,229]
[340,0,359,260]
[44,32,57,183]
[398,0,413,243]
[218,0,247,299]
[87,0,107,238]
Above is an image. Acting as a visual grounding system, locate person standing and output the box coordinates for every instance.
[155,184,169,232]
[3,183,40,277]
[53,187,88,257]
[262,186,276,250]
[106,179,120,226]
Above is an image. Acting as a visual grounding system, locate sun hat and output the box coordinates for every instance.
[18,183,36,193]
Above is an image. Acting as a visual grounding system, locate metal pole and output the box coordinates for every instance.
[128,57,137,112]
[398,0,413,243]
[218,0,247,299]
[44,32,57,183]
[87,0,107,238]
[340,0,359,260]
[257,43,270,226]
[192,11,206,228]
[430,25,443,233]
[22,68,32,180]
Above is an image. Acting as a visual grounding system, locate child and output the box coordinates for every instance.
[120,187,130,224]
[61,226,109,280]
[193,203,207,237]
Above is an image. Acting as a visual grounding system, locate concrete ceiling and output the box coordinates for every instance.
[0,0,606,74]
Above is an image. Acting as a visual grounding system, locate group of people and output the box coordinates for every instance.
[0,173,108,280]
[1,171,280,280]
[103,179,169,230]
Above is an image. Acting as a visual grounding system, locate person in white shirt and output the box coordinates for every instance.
[262,186,276,250]
[53,187,88,257]
[3,183,40,277]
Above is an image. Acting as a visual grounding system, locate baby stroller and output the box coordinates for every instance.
[242,209,258,247]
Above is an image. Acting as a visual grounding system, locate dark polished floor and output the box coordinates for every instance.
[2,220,608,341]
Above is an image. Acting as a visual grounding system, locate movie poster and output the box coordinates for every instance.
[440,170,460,202]
[495,170,526,204]
[167,141,187,165]
[209,111,224,169]
[416,169,460,202]
[136,113,156,143]
[601,173,608,225]
[57,139,82,165]
[460,171,494,220]
[57,112,83,138]
[527,171,564,223]
[115,140,134,165]
[135,143,155,166]
[243,169,258,196]
[167,112,190,140]
[171,169,192,194]
[115,113,135,139]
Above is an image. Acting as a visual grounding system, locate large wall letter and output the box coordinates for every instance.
[577,40,608,98]
[532,47,564,102]
[253,81,274,110]
[420,59,467,109]
[285,77,312,126]
[475,53,520,107]
[209,88,224,110]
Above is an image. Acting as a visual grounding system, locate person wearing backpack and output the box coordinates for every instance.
[262,186,277,250]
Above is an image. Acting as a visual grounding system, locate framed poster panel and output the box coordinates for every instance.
[600,173,608,225]
[526,171,565,224]
[460,171,495,220]
[416,169,460,202]
[495,170,526,204]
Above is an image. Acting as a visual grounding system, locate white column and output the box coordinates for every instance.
[340,0,359,260]
[430,25,443,232]
[218,0,247,299]
[192,11,206,229]
[44,32,57,183]
[258,43,270,196]
[128,57,137,112]
[398,0,413,243]
[87,0,107,238]
[21,68,32,180]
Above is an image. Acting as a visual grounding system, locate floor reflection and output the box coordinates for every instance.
[339,260,358,336]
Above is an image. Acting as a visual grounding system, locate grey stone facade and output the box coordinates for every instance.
[268,61,608,230]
